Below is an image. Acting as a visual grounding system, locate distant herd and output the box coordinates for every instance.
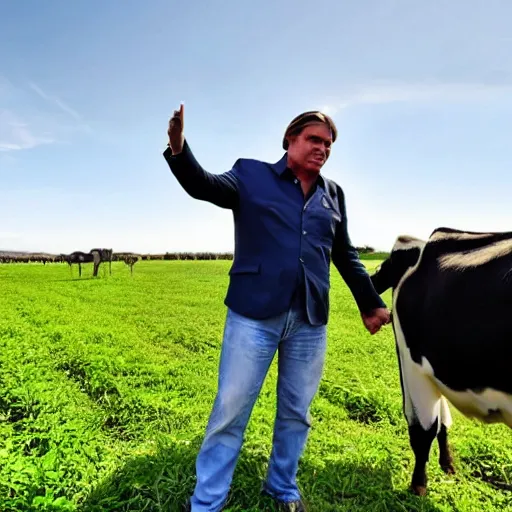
[0,251,234,265]
[0,250,235,277]
[0,248,138,276]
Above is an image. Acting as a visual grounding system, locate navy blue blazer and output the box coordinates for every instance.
[164,140,386,325]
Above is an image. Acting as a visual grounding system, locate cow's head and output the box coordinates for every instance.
[371,235,426,294]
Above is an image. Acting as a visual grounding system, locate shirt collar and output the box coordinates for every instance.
[270,153,289,176]
[270,153,326,189]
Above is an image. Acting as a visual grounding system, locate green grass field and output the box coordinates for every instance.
[1,260,512,511]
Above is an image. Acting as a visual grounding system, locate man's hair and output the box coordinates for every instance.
[282,111,338,150]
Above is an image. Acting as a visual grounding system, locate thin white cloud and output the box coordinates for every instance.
[0,77,92,152]
[320,81,512,116]
[29,82,82,121]
[0,110,54,151]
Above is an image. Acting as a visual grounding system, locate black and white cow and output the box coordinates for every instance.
[371,226,512,495]
[66,251,95,277]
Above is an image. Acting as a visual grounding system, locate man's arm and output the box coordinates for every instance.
[331,185,387,315]
[164,103,239,209]
[163,139,239,210]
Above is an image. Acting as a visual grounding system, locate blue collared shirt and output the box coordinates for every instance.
[164,140,386,325]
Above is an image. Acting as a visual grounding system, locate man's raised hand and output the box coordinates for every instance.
[168,103,184,154]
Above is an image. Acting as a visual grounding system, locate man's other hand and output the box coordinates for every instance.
[361,307,391,335]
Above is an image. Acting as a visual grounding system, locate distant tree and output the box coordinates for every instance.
[356,245,375,254]
[123,255,139,276]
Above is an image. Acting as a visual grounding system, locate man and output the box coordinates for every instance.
[164,105,390,512]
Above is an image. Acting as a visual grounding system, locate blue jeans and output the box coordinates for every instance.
[190,301,327,511]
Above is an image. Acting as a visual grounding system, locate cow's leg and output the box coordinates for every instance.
[395,344,444,495]
[392,307,450,495]
[437,397,455,474]
[409,419,438,496]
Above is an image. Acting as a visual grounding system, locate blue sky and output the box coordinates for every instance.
[1,0,511,254]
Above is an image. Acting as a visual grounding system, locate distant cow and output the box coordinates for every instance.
[66,251,97,277]
[371,227,512,496]
[90,248,113,276]
[65,249,113,277]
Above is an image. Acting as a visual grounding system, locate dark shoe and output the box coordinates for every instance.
[261,489,307,511]
[275,499,306,512]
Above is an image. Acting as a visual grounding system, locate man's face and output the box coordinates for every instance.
[286,123,333,173]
